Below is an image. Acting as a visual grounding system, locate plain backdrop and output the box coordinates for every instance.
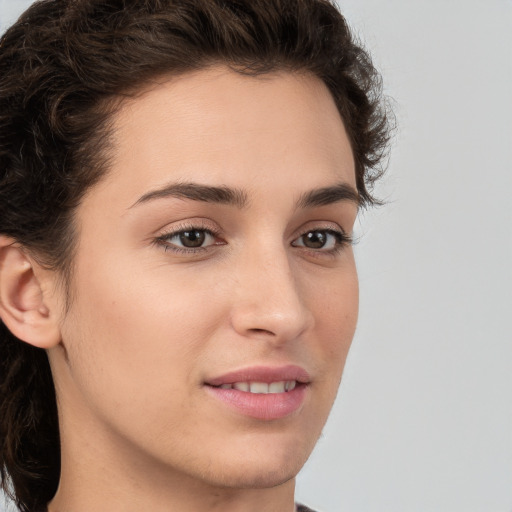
[1,1,511,511]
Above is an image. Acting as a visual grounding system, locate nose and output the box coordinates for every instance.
[229,244,314,344]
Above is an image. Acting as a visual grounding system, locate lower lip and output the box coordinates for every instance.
[205,384,307,420]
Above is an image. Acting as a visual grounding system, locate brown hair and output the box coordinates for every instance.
[0,0,392,510]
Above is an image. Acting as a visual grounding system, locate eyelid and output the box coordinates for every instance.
[293,220,352,240]
[291,224,354,254]
[153,220,224,253]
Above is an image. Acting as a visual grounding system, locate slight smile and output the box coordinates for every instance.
[215,381,297,393]
[204,365,310,420]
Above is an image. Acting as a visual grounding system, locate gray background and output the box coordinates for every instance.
[1,1,511,511]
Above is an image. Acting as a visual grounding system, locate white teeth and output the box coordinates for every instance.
[249,382,269,394]
[269,381,286,393]
[285,380,296,391]
[217,380,297,393]
[233,382,250,392]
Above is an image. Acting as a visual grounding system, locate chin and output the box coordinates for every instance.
[201,461,301,490]
[193,436,314,490]
[230,469,297,490]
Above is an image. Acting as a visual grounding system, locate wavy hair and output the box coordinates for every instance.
[0,1,392,510]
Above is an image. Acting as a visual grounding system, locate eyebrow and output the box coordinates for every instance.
[130,181,360,209]
[130,182,249,209]
[296,183,361,209]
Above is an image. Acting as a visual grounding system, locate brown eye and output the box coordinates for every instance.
[157,228,217,251]
[302,231,328,248]
[292,229,344,251]
[179,230,206,247]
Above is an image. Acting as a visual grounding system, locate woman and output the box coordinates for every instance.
[0,1,391,511]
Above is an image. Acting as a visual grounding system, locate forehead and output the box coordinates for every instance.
[85,66,355,213]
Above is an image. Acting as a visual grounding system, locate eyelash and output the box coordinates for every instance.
[154,223,223,254]
[154,224,353,256]
[292,228,353,256]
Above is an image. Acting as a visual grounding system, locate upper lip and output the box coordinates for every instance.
[205,365,311,387]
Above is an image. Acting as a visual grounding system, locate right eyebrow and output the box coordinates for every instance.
[296,182,362,209]
[129,182,249,209]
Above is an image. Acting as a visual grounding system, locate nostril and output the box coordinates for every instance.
[248,328,274,335]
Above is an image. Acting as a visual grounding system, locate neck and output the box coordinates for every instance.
[49,410,297,512]
[50,480,296,512]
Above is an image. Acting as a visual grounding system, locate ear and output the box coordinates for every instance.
[0,236,61,348]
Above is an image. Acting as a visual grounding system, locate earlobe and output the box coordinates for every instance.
[0,236,61,349]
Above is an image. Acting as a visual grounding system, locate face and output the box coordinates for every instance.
[49,66,359,491]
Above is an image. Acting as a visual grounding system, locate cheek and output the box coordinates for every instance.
[60,254,226,416]
[306,260,358,380]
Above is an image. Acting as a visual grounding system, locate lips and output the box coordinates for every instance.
[217,380,297,393]
[205,365,310,387]
[204,365,310,420]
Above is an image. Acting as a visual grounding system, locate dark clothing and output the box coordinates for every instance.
[296,504,317,512]
[40,502,318,511]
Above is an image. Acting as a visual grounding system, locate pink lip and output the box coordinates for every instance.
[205,365,310,386]
[204,365,310,421]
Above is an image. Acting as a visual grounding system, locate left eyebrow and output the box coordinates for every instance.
[129,182,248,209]
[296,183,361,209]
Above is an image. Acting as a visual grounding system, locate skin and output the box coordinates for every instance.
[1,66,359,512]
